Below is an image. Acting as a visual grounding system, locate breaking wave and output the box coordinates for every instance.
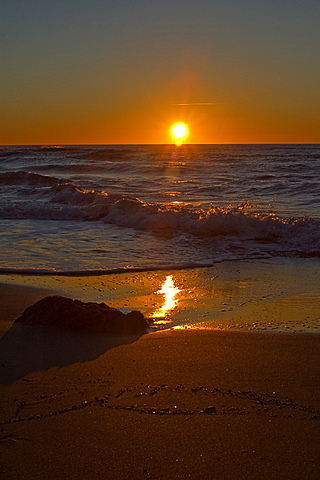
[1,170,319,259]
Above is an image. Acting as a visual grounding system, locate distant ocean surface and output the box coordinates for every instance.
[0,144,319,274]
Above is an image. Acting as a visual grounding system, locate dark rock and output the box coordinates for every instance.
[15,296,149,335]
[204,406,217,414]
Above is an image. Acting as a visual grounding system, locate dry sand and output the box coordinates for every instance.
[0,266,320,479]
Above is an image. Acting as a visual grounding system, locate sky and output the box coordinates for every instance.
[1,0,320,145]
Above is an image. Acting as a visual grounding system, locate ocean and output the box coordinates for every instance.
[0,144,319,274]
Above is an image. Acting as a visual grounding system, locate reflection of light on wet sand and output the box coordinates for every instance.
[172,325,193,330]
[152,275,181,324]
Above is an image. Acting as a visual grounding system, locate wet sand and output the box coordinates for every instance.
[1,261,320,479]
[1,257,320,333]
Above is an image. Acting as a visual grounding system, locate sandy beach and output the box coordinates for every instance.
[0,263,320,480]
[2,0,320,475]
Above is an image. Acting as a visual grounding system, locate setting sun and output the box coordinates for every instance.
[170,122,189,145]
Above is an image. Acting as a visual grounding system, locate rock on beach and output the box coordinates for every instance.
[15,295,149,335]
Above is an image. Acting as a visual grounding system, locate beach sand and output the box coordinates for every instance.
[1,258,320,333]
[1,261,320,479]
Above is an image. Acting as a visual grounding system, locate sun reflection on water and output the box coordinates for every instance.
[152,275,181,323]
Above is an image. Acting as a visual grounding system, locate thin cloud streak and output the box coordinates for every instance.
[174,103,223,106]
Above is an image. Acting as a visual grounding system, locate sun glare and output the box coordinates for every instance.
[153,275,181,322]
[170,122,189,145]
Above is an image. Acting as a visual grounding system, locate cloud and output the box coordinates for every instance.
[174,103,221,106]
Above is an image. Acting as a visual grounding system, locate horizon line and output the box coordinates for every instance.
[1,142,319,147]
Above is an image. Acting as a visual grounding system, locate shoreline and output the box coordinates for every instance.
[1,257,319,335]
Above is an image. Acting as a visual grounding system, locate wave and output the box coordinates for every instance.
[1,170,320,259]
[81,147,138,160]
[0,171,61,186]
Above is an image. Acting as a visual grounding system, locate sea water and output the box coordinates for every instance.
[0,144,319,273]
[1,144,319,332]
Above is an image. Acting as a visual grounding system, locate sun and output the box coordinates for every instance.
[170,122,189,145]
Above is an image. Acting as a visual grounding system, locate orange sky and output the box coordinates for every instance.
[1,1,320,145]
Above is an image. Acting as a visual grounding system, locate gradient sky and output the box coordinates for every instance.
[1,0,320,144]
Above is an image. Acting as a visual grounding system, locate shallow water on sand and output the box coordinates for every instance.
[1,258,319,334]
